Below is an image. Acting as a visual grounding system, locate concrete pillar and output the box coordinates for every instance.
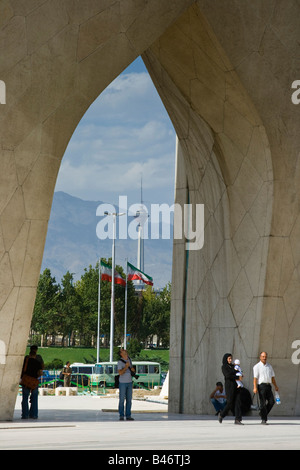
[0,0,299,419]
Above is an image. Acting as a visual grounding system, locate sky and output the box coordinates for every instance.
[54,57,176,210]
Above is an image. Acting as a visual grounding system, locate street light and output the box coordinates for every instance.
[104,211,125,362]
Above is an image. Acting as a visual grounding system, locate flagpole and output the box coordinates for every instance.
[97,258,101,363]
[124,259,128,349]
[109,214,116,362]
[104,210,125,362]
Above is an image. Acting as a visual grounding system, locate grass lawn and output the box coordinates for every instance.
[27,347,169,371]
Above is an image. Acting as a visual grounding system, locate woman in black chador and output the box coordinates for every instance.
[218,353,243,425]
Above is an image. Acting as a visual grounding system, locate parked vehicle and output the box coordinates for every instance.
[68,363,100,387]
[94,361,162,388]
[39,370,57,384]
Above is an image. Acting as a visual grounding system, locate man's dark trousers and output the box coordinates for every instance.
[258,383,275,421]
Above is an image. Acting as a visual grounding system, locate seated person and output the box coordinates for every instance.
[210,382,227,415]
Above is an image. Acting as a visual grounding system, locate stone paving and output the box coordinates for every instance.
[0,395,299,451]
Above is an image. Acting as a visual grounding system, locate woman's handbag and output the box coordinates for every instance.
[20,357,39,390]
[20,374,39,390]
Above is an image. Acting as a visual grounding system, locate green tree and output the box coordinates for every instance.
[127,337,142,357]
[114,269,137,346]
[75,259,137,348]
[31,263,170,350]
[58,271,81,346]
[75,263,102,346]
[142,283,171,347]
[31,268,60,345]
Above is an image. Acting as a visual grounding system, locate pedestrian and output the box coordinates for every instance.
[20,346,42,419]
[118,348,135,421]
[28,344,44,370]
[253,351,279,424]
[62,361,72,387]
[218,353,243,425]
[210,381,227,414]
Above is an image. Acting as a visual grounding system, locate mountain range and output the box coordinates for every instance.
[41,191,173,289]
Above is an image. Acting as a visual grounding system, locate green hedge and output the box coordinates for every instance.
[26,347,169,371]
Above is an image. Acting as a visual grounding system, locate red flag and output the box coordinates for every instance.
[100,261,126,287]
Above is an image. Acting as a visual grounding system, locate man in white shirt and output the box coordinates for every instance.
[253,352,279,424]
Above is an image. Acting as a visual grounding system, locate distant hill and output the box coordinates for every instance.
[41,192,173,288]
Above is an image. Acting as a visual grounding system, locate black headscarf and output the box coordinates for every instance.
[222,353,232,366]
[222,352,238,386]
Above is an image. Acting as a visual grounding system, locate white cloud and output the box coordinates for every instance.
[55,61,176,206]
[57,150,175,205]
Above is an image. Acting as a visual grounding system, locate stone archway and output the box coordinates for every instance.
[143,5,274,414]
[0,0,299,420]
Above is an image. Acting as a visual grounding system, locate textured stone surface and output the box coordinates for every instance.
[0,0,194,420]
[143,1,300,415]
[0,0,299,419]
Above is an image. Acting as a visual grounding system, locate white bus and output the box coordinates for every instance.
[66,363,101,387]
[94,361,162,388]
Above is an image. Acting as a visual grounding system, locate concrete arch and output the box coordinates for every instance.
[0,0,299,419]
[143,4,274,413]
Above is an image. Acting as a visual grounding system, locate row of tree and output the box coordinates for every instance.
[30,260,170,349]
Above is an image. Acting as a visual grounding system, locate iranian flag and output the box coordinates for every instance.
[100,261,126,287]
[127,262,153,286]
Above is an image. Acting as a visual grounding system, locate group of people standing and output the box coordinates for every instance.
[21,346,279,424]
[211,352,279,425]
[20,345,135,421]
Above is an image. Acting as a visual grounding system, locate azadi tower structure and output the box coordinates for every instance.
[0,0,299,420]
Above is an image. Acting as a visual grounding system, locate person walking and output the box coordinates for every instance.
[253,351,279,424]
[218,353,243,425]
[118,348,135,421]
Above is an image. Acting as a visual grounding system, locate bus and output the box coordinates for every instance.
[67,363,101,387]
[94,361,162,388]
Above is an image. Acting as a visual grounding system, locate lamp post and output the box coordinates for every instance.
[104,211,125,362]
[96,257,101,364]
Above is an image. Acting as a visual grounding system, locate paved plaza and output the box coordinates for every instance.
[0,395,299,451]
[1,0,300,424]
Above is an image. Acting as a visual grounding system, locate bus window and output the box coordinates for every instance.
[78,366,94,374]
[95,365,104,374]
[106,365,114,374]
[149,365,159,374]
[137,365,148,374]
